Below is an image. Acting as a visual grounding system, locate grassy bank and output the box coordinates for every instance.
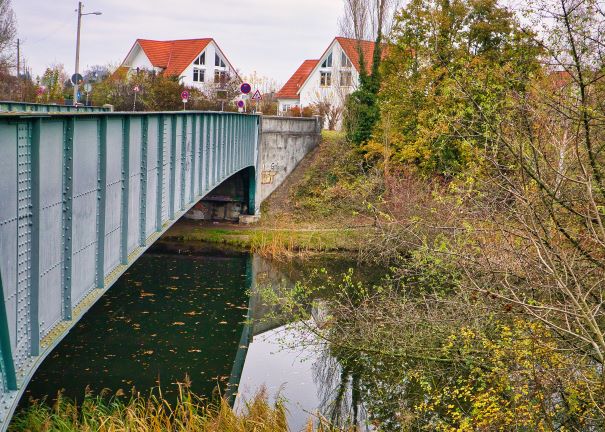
[163,131,381,259]
[10,386,344,432]
[10,386,286,432]
[165,225,370,259]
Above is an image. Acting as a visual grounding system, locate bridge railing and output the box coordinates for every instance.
[0,101,112,113]
[0,111,259,428]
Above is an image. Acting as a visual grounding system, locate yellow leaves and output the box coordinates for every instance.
[416,318,599,431]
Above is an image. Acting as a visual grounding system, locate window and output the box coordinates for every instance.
[193,68,205,82]
[340,71,352,87]
[282,104,290,112]
[193,52,205,66]
[215,53,226,68]
[320,71,332,87]
[214,70,228,84]
[321,52,333,68]
[341,52,352,68]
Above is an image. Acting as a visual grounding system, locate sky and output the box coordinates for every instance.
[12,0,344,86]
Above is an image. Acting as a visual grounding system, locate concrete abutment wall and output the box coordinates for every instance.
[189,116,321,221]
[255,116,321,207]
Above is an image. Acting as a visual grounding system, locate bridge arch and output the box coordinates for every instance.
[188,165,257,221]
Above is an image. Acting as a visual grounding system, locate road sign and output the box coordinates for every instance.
[240,83,252,94]
[181,90,190,101]
[133,85,141,93]
[251,90,262,101]
[83,83,92,93]
[71,73,83,85]
[237,100,245,108]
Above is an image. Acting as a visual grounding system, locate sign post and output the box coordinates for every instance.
[71,73,84,105]
[133,85,141,111]
[251,89,262,113]
[181,90,190,111]
[240,83,252,95]
[83,83,92,106]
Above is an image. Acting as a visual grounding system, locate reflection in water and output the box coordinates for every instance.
[21,251,251,406]
[234,322,370,432]
[18,245,371,431]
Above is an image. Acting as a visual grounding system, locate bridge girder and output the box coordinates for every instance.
[0,111,260,428]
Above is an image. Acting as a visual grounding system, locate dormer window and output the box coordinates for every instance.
[321,53,333,68]
[193,52,205,66]
[215,53,226,68]
[341,52,352,68]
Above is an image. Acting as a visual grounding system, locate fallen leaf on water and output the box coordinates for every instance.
[172,322,185,326]
[143,350,154,355]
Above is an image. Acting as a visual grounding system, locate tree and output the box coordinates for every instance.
[341,0,397,146]
[466,0,605,383]
[375,0,540,177]
[38,64,68,104]
[311,90,346,130]
[92,69,187,111]
[0,0,16,71]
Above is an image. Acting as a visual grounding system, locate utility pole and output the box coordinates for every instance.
[16,38,20,100]
[16,38,19,78]
[73,2,102,106]
[73,2,82,105]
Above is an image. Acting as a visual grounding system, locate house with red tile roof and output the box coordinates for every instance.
[276,37,383,128]
[119,38,239,90]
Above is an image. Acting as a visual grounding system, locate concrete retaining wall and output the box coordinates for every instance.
[256,116,321,206]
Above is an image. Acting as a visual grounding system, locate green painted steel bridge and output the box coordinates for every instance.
[0,109,260,427]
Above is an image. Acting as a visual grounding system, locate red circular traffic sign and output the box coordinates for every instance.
[181,90,190,100]
[240,83,251,94]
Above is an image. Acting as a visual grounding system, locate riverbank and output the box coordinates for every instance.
[162,131,380,259]
[10,387,291,432]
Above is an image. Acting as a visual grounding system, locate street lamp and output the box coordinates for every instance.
[73,2,102,105]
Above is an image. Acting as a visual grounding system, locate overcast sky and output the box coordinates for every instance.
[12,0,343,85]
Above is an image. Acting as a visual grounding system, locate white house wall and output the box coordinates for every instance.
[299,40,359,111]
[277,98,300,114]
[179,41,237,90]
[124,45,156,72]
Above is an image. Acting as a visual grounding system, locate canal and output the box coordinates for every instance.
[14,236,378,431]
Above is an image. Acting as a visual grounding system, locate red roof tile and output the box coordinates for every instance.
[136,38,213,76]
[335,37,385,75]
[276,59,319,99]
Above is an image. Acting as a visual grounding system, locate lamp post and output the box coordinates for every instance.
[73,2,102,105]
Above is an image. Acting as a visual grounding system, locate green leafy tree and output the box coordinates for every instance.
[38,64,67,104]
[342,0,393,146]
[376,0,540,177]
[92,70,188,111]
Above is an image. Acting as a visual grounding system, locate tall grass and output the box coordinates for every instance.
[10,384,290,432]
